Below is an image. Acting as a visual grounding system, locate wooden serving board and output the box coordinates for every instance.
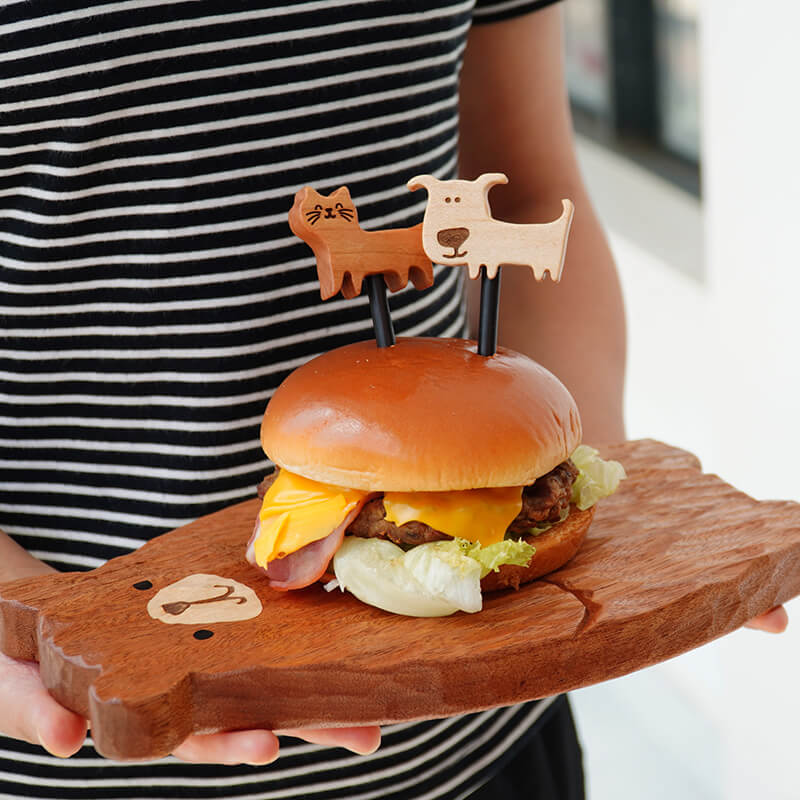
[1,439,799,761]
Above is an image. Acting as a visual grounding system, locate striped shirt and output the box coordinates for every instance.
[1,1,560,798]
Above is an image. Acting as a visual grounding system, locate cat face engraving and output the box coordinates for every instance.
[299,187,357,230]
[288,184,434,300]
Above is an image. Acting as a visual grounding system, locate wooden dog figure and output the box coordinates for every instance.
[288,186,434,299]
[407,173,574,281]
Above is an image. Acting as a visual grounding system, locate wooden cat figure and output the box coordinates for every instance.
[288,186,435,300]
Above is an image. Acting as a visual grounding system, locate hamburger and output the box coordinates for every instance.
[246,337,623,616]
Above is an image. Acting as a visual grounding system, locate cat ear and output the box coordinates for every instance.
[293,186,316,204]
[330,186,352,202]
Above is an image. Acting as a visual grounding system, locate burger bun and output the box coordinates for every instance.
[261,337,582,492]
[480,505,595,592]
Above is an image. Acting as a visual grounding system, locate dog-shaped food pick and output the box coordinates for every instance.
[407,173,574,281]
[407,173,574,355]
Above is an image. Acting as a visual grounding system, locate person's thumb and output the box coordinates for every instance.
[0,653,87,757]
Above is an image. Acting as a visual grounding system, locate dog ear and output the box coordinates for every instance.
[406,174,436,193]
[476,172,509,191]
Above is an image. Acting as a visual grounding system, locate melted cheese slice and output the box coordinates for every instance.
[382,486,524,547]
[254,471,526,565]
[254,471,367,566]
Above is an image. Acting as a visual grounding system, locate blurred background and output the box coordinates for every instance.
[560,2,800,799]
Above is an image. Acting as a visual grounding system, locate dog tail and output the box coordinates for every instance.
[532,199,574,283]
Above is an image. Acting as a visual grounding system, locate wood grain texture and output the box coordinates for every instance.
[1,439,799,761]
[407,173,574,280]
[287,185,434,300]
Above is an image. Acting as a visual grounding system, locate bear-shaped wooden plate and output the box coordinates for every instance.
[1,439,799,761]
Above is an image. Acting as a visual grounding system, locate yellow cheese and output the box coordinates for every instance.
[254,471,367,566]
[382,486,523,546]
[254,471,525,565]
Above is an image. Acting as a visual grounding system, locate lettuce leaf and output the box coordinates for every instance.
[570,444,626,510]
[333,537,482,616]
[398,537,534,595]
[332,535,537,616]
[434,538,535,579]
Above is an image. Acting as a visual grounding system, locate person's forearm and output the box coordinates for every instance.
[467,189,626,446]
[0,530,54,581]
[458,7,627,446]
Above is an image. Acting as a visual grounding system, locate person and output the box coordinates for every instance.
[0,1,787,798]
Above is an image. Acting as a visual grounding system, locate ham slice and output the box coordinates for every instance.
[248,498,370,591]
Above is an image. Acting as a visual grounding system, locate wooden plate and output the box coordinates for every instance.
[1,439,799,760]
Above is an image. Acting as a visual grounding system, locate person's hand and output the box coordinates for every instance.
[0,649,380,763]
[744,605,789,633]
[172,726,381,765]
[0,651,89,757]
[0,537,89,756]
[0,535,381,763]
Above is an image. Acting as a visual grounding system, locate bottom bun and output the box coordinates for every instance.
[480,504,595,592]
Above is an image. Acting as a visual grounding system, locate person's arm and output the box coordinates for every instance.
[0,531,380,760]
[459,5,625,446]
[0,530,59,582]
[458,6,785,633]
[0,532,89,757]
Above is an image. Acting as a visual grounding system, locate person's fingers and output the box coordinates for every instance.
[275,725,382,755]
[744,605,789,633]
[0,653,87,757]
[173,729,280,766]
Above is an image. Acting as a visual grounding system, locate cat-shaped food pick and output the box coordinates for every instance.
[288,175,573,355]
[289,186,434,301]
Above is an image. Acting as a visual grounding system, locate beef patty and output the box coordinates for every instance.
[257,459,579,549]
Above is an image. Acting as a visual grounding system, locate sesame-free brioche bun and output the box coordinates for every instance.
[480,505,595,593]
[261,337,582,491]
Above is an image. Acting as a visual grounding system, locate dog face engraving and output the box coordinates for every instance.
[408,173,574,281]
[436,227,470,258]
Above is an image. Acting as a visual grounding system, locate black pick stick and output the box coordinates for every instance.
[477,265,501,356]
[365,274,396,348]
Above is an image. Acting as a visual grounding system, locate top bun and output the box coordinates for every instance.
[261,337,581,491]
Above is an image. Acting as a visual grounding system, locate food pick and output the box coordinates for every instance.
[287,175,573,356]
[288,185,434,347]
[364,274,395,348]
[407,173,574,356]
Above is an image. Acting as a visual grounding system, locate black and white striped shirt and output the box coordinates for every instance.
[1,1,560,797]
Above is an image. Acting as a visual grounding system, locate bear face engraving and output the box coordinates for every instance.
[146,574,262,626]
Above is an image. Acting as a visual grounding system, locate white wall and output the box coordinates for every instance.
[570,5,800,795]
[702,3,800,505]
[701,5,800,798]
